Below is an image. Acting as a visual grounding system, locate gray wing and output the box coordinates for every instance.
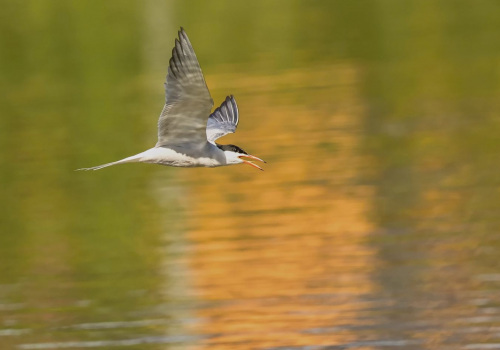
[156,28,214,147]
[206,95,239,143]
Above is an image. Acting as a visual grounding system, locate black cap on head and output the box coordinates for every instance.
[216,144,248,155]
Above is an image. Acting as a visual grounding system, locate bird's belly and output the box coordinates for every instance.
[141,147,223,168]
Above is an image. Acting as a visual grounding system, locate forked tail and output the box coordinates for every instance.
[76,153,144,171]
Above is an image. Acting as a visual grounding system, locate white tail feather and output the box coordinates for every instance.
[76,153,144,171]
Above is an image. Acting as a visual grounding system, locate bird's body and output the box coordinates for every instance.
[89,143,225,170]
[79,28,265,172]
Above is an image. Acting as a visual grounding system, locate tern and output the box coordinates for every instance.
[78,28,265,171]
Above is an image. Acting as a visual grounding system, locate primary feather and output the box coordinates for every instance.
[206,95,239,143]
[156,28,214,147]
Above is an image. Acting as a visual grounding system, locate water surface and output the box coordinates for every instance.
[1,1,500,349]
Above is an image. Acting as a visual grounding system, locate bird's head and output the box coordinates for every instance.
[217,144,266,171]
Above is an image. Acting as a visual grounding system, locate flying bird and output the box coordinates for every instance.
[78,28,265,171]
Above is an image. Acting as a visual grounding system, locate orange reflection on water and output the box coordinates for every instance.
[185,65,379,349]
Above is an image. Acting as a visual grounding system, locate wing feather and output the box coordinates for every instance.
[156,28,214,147]
[206,95,239,143]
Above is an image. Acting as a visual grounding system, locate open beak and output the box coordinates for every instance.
[239,154,266,171]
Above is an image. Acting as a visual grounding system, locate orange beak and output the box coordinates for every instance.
[239,154,266,171]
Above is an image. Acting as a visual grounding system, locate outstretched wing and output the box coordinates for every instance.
[206,95,239,143]
[156,28,214,147]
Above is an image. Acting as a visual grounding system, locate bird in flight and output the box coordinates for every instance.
[78,28,265,171]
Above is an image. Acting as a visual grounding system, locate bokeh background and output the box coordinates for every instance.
[1,1,500,349]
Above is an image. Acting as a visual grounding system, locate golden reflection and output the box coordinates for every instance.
[185,65,378,348]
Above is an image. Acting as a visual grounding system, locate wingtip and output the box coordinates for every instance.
[178,27,187,39]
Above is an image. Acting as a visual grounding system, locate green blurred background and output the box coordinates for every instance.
[1,1,500,349]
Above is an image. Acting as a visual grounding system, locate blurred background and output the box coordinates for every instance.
[1,0,500,349]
